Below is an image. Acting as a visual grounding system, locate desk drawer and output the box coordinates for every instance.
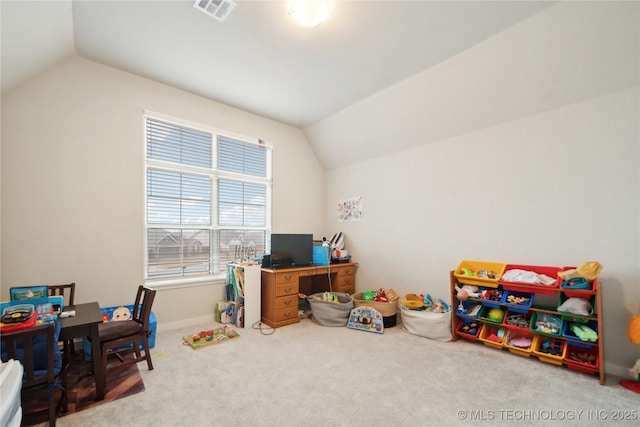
[275,282,298,297]
[275,271,299,284]
[299,269,316,277]
[275,306,298,322]
[338,266,355,276]
[335,275,355,294]
[335,284,355,295]
[337,275,354,288]
[276,295,298,311]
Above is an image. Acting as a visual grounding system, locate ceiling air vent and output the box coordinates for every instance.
[193,0,237,22]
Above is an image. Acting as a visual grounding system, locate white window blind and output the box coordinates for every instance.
[145,116,271,283]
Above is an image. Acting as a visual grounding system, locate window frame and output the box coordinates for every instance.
[143,111,272,289]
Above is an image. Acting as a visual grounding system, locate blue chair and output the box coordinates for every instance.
[1,322,67,427]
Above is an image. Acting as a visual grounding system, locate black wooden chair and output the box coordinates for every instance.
[1,322,68,427]
[48,282,77,357]
[48,283,76,307]
[94,286,156,386]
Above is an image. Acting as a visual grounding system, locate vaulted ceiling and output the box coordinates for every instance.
[2,1,638,170]
[1,1,553,127]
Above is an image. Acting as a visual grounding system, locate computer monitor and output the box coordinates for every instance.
[270,234,313,269]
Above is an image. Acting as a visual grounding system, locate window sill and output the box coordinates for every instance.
[144,275,226,290]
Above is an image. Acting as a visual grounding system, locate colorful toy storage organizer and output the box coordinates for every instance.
[83,305,157,361]
[450,262,605,385]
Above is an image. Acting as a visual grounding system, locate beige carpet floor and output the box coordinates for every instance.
[45,315,640,427]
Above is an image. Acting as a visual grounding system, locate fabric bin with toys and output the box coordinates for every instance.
[352,289,399,328]
[400,293,451,341]
[306,292,354,327]
[83,305,157,361]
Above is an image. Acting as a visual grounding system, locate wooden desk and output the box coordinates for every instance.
[261,262,357,328]
[58,302,105,400]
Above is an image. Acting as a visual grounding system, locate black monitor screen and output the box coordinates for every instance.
[270,234,313,268]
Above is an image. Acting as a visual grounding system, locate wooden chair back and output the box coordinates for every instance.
[48,283,76,306]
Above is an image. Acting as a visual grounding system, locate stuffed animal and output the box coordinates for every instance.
[629,359,640,381]
[111,306,132,321]
[455,284,479,301]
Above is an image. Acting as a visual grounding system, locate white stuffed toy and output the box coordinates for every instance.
[455,284,479,301]
[630,359,640,381]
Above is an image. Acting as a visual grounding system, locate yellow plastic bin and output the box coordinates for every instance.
[532,335,567,366]
[503,330,534,357]
[454,260,506,288]
[479,324,506,349]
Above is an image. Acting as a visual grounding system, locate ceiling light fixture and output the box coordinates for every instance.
[288,0,332,27]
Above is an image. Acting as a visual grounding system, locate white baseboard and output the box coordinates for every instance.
[155,314,216,333]
[605,361,632,380]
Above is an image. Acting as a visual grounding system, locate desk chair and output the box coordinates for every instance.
[48,282,76,357]
[95,286,156,388]
[1,322,68,427]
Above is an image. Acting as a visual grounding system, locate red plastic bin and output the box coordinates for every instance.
[564,343,599,374]
[502,309,532,333]
[500,265,561,295]
[559,266,597,297]
[455,318,481,341]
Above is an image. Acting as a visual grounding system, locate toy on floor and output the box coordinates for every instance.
[183,325,240,350]
[347,306,384,334]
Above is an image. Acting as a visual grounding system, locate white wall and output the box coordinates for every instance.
[324,87,639,377]
[1,55,325,328]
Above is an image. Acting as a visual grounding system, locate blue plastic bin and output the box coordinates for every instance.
[562,320,598,348]
[502,290,534,313]
[83,305,157,361]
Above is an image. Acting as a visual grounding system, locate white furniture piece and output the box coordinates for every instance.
[0,359,23,427]
[227,263,261,328]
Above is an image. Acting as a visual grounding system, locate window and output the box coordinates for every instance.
[144,114,271,284]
